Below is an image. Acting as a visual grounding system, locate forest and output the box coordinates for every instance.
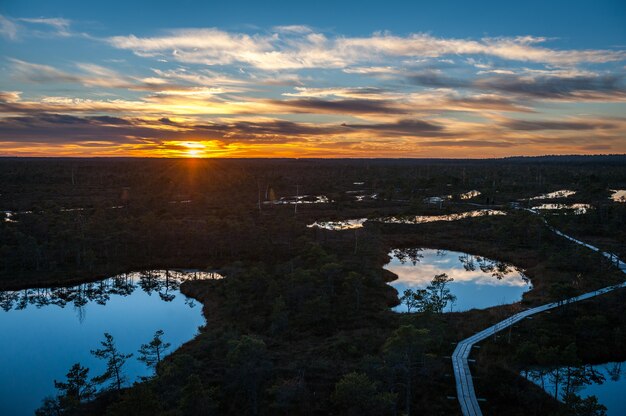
[1,155,625,416]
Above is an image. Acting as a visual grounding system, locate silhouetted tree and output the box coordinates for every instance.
[138,329,171,370]
[91,333,133,391]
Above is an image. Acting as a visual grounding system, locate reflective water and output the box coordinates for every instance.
[307,218,367,230]
[265,195,330,204]
[532,203,593,215]
[526,361,625,415]
[610,190,626,203]
[459,190,481,200]
[529,189,576,200]
[384,248,530,312]
[424,195,452,204]
[0,270,221,416]
[377,209,506,224]
[307,210,506,230]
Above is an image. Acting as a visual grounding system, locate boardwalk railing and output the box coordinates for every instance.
[452,217,626,416]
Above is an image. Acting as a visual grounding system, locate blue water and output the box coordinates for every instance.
[0,270,218,415]
[384,248,531,312]
[527,361,626,415]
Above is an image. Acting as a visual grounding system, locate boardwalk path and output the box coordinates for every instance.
[452,219,626,416]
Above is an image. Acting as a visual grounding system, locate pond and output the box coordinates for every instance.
[377,209,506,225]
[384,248,530,312]
[528,189,576,200]
[307,218,367,230]
[532,203,593,215]
[525,361,626,415]
[0,269,221,416]
[610,189,626,203]
[307,210,507,231]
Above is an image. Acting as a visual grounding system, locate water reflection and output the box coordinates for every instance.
[384,248,530,312]
[525,361,625,415]
[0,270,223,315]
[376,209,506,224]
[528,189,576,200]
[0,269,220,415]
[532,203,593,215]
[424,195,452,204]
[307,210,506,231]
[307,218,367,230]
[459,190,481,200]
[610,190,626,203]
[346,190,378,202]
[265,195,330,205]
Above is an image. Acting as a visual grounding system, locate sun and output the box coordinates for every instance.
[186,148,201,158]
[182,142,205,158]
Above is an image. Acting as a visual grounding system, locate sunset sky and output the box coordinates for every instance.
[1,0,625,158]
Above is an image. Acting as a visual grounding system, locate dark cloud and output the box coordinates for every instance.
[420,139,516,148]
[0,113,344,144]
[406,70,626,101]
[503,119,617,131]
[272,98,409,114]
[407,71,470,88]
[475,74,626,99]
[341,119,448,136]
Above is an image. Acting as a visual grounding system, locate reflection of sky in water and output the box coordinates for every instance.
[384,249,530,312]
[0,270,214,416]
[528,189,576,200]
[533,203,593,214]
[610,190,626,203]
[528,361,626,416]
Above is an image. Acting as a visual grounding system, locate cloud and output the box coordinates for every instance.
[271,98,410,115]
[503,119,617,131]
[0,15,18,39]
[406,69,626,102]
[18,17,71,36]
[108,29,626,70]
[341,119,447,136]
[475,73,626,100]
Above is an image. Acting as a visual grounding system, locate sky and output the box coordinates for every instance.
[0,0,625,158]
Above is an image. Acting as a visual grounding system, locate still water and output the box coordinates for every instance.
[526,361,626,415]
[384,248,531,312]
[0,270,220,415]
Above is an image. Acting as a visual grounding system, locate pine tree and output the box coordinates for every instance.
[90,333,133,391]
[138,329,171,370]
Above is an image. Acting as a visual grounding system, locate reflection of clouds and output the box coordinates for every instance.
[610,189,626,203]
[307,218,366,230]
[385,250,528,288]
[528,189,576,200]
[377,209,506,224]
[385,249,530,312]
[459,190,481,200]
[533,203,592,214]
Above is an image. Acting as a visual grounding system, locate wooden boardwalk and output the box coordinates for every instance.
[452,221,626,416]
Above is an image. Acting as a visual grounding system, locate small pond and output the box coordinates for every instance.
[526,361,626,415]
[532,203,593,215]
[378,209,506,225]
[384,248,531,312]
[610,190,626,203]
[528,189,576,200]
[0,269,221,415]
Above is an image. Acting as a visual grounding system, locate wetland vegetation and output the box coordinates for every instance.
[1,156,625,415]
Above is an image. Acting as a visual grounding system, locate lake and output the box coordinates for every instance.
[384,248,531,312]
[0,270,220,415]
[526,361,626,415]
